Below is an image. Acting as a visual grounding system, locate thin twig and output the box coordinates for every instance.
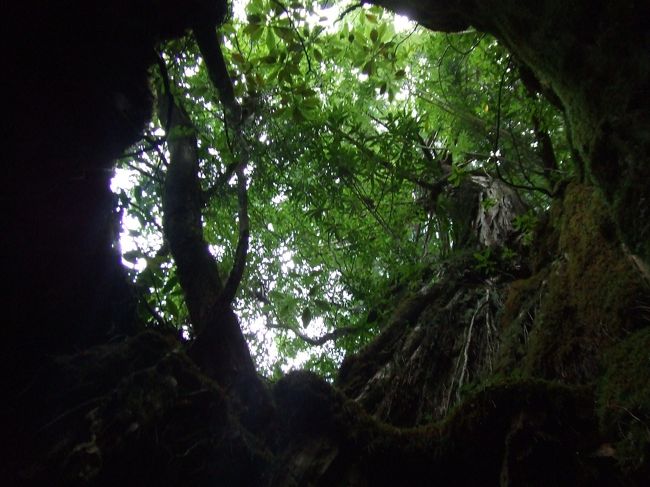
[271,0,312,74]
[336,2,364,23]
[444,32,486,56]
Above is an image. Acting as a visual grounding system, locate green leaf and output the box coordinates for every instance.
[301,307,312,327]
[274,26,294,42]
[292,105,306,122]
[314,299,331,312]
[231,52,246,65]
[118,11,562,378]
[244,22,263,40]
[265,28,277,51]
[301,97,320,110]
[246,13,263,24]
[167,299,180,318]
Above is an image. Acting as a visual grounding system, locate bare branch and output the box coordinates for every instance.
[202,161,238,204]
[532,115,559,183]
[158,91,224,332]
[154,50,174,137]
[336,2,365,23]
[222,163,250,303]
[267,321,361,347]
[193,21,242,123]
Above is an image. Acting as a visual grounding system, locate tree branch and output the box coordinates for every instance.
[267,321,360,347]
[222,163,250,303]
[336,2,365,23]
[492,55,512,154]
[154,50,174,137]
[202,161,238,204]
[532,115,558,184]
[193,21,242,123]
[158,91,224,333]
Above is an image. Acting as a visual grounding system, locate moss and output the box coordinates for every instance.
[336,290,429,401]
[273,370,340,440]
[269,370,624,485]
[496,270,548,374]
[498,183,648,383]
[598,327,650,477]
[356,378,609,486]
[590,113,650,263]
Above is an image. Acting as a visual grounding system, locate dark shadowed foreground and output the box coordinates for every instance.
[4,1,649,485]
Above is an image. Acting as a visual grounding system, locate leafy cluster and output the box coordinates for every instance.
[114,0,570,376]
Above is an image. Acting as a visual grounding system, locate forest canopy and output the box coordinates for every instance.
[113,0,571,378]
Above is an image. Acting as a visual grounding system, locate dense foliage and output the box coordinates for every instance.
[114,0,571,376]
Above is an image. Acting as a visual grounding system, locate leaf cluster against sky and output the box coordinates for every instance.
[113,0,569,378]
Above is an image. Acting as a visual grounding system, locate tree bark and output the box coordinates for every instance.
[158,94,257,388]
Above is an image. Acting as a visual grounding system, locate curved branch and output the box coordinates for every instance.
[158,93,224,333]
[202,160,238,204]
[532,115,558,184]
[267,321,361,347]
[222,164,250,303]
[154,50,174,137]
[159,89,258,387]
[492,55,512,154]
[336,2,365,23]
[193,21,242,123]
[490,156,552,197]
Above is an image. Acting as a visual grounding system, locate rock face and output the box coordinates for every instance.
[4,1,649,486]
